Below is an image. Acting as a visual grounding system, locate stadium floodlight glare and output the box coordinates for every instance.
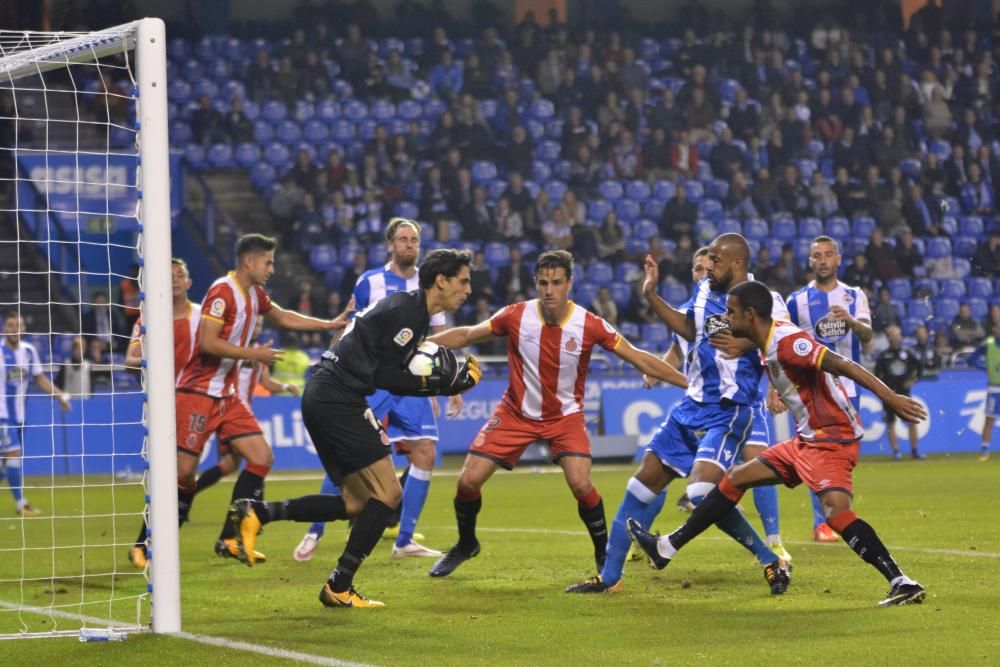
[0,18,178,637]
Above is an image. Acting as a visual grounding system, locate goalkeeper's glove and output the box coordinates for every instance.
[437,355,483,396]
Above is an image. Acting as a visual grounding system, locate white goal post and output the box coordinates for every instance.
[0,17,178,636]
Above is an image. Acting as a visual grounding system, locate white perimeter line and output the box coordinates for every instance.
[421,526,1000,560]
[0,600,376,666]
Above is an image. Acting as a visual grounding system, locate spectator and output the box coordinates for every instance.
[726,170,757,219]
[86,338,112,392]
[504,124,534,176]
[871,285,901,332]
[469,251,494,303]
[962,162,995,214]
[571,219,599,263]
[340,251,367,304]
[245,49,278,103]
[497,247,533,303]
[767,263,797,298]
[913,324,943,379]
[223,98,253,144]
[777,165,810,216]
[597,211,626,263]
[642,127,672,180]
[384,50,415,100]
[727,87,759,142]
[292,192,324,251]
[298,50,330,101]
[951,303,986,349]
[461,185,493,240]
[751,246,773,283]
[752,167,784,217]
[866,228,901,281]
[901,182,938,236]
[708,127,744,181]
[429,50,463,102]
[559,190,586,227]
[649,88,683,135]
[894,229,923,277]
[683,87,715,142]
[568,144,602,192]
[659,185,697,240]
[502,172,536,232]
[669,129,698,179]
[57,337,91,399]
[972,232,1000,277]
[493,196,523,240]
[597,90,626,132]
[271,332,312,393]
[119,265,140,332]
[808,170,839,218]
[832,126,864,177]
[591,286,619,326]
[428,110,457,158]
[608,129,642,178]
[542,206,574,250]
[462,52,494,99]
[536,48,563,97]
[82,291,121,349]
[190,94,225,146]
[842,253,875,290]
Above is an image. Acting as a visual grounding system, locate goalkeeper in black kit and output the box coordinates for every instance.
[228,249,483,608]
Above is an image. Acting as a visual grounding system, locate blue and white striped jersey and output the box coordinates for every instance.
[353,263,446,327]
[786,281,870,397]
[1,341,42,424]
[684,279,787,405]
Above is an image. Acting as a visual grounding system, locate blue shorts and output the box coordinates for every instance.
[368,390,438,443]
[745,402,770,447]
[646,397,753,477]
[0,420,22,454]
[987,387,1000,419]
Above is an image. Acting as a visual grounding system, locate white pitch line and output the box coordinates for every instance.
[421,526,1000,560]
[0,600,376,666]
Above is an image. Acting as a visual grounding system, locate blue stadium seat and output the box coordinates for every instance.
[925,237,952,259]
[324,265,346,291]
[643,199,665,219]
[393,201,418,219]
[796,159,817,180]
[222,80,247,102]
[170,121,192,145]
[939,279,966,298]
[717,218,741,234]
[614,199,641,222]
[537,140,561,162]
[969,298,989,321]
[478,98,497,118]
[484,242,510,268]
[887,279,912,301]
[907,299,933,321]
[618,321,640,341]
[587,200,612,221]
[262,142,290,166]
[184,144,206,168]
[625,238,647,256]
[953,236,978,259]
[261,100,287,122]
[529,99,554,120]
[825,216,850,237]
[967,277,993,299]
[934,298,960,322]
[587,262,614,286]
[486,179,507,199]
[771,218,796,240]
[900,158,922,180]
[930,140,951,161]
[940,216,959,236]
[205,143,233,167]
[792,238,812,262]
[250,163,276,189]
[574,282,599,307]
[653,180,676,200]
[342,99,368,121]
[633,219,659,241]
[368,243,389,266]
[526,119,545,141]
[252,121,273,143]
[798,217,823,238]
[316,100,341,122]
[743,218,769,240]
[339,244,365,265]
[608,282,632,309]
[661,283,690,306]
[851,216,876,238]
[471,161,497,183]
[599,180,624,200]
[303,120,329,142]
[682,180,704,200]
[544,180,567,203]
[698,198,723,221]
[309,245,338,272]
[545,119,563,139]
[705,179,728,200]
[615,262,642,283]
[626,180,651,201]
[953,258,972,279]
[641,322,670,344]
[292,100,315,122]
[371,100,395,121]
[901,317,923,336]
[532,161,552,182]
[913,278,937,297]
[693,220,718,243]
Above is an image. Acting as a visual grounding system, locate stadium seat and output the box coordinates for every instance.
[537,140,561,162]
[626,180,651,201]
[934,298,960,322]
[953,258,972,279]
[851,216,876,238]
[529,99,554,120]
[544,180,567,203]
[953,236,978,259]
[824,216,849,238]
[368,243,389,266]
[697,198,723,221]
[796,159,817,180]
[371,100,395,121]
[526,119,545,141]
[907,298,932,321]
[792,238,812,262]
[900,158,922,180]
[887,279,912,301]
[532,161,552,182]
[324,265,346,291]
[940,215,959,236]
[587,200,612,221]
[545,119,563,139]
[682,180,704,201]
[342,99,368,121]
[471,161,497,183]
[912,278,937,298]
[250,163,276,189]
[643,199,665,219]
[484,242,510,268]
[608,282,632,309]
[771,218,796,240]
[969,298,989,321]
[798,217,823,238]
[940,279,966,298]
[262,142,290,166]
[599,180,624,200]
[653,180,676,200]
[170,121,192,145]
[393,201,419,219]
[587,262,614,286]
[641,322,670,344]
[693,220,718,243]
[967,277,993,299]
[717,218,741,234]
[331,119,356,142]
[618,321,640,341]
[309,245,338,272]
[925,237,952,259]
[207,143,234,167]
[705,179,728,200]
[339,244,364,265]
[743,218,769,240]
[303,120,329,142]
[615,262,642,283]
[574,282,599,307]
[661,283,690,306]
[901,317,923,336]
[184,144,206,168]
[614,199,641,222]
[261,100,287,122]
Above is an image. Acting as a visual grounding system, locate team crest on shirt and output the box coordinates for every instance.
[565,338,578,352]
[484,416,501,432]
[393,328,414,346]
[209,298,226,318]
[704,314,729,336]
[814,315,848,341]
[793,338,813,356]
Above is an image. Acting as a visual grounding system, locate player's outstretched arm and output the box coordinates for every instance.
[641,255,695,341]
[428,320,497,349]
[643,341,681,388]
[200,318,283,364]
[259,365,298,396]
[615,339,687,389]
[34,372,70,411]
[265,297,355,332]
[820,349,927,423]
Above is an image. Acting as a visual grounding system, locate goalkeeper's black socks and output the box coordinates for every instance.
[329,498,395,593]
[252,495,349,525]
[828,509,903,582]
[177,481,197,525]
[455,491,482,551]
[219,469,265,540]
[576,489,608,570]
[196,465,224,493]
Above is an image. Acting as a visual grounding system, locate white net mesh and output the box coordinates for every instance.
[0,22,150,637]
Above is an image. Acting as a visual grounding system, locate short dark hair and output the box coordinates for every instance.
[729,280,774,319]
[419,248,472,289]
[236,234,277,259]
[535,250,574,279]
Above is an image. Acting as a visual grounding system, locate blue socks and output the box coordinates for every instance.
[752,485,781,542]
[688,482,777,566]
[600,478,657,586]
[396,466,431,547]
[810,490,825,528]
[640,491,666,530]
[6,458,23,506]
[309,476,341,538]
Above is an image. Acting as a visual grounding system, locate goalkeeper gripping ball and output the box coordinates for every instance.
[407,341,454,377]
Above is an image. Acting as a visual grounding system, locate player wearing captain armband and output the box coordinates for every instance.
[630,280,927,608]
[227,249,482,609]
[424,250,687,581]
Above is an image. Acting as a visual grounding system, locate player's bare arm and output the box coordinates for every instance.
[766,383,786,414]
[265,296,355,331]
[428,319,497,349]
[827,305,873,343]
[614,339,687,389]
[33,372,70,411]
[643,341,683,388]
[708,330,757,358]
[819,349,926,422]
[199,316,283,365]
[259,364,298,396]
[641,255,695,341]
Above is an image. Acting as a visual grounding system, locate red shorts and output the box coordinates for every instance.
[469,403,590,470]
[757,436,860,496]
[176,391,263,457]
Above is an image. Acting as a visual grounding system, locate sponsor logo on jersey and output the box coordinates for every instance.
[393,328,414,347]
[209,298,226,318]
[815,314,848,341]
[704,314,728,336]
[793,338,813,356]
[484,415,501,432]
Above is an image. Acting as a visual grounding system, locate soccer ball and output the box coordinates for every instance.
[407,341,441,376]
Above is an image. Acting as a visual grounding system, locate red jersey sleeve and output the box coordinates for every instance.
[489,303,520,336]
[586,312,622,351]
[201,283,237,326]
[254,285,273,314]
[776,332,827,371]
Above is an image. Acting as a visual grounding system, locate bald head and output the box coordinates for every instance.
[706,233,751,292]
[713,233,751,264]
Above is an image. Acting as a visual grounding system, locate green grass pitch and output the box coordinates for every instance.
[2,454,998,665]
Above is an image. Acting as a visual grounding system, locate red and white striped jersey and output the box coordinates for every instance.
[764,320,863,444]
[178,273,272,397]
[128,301,201,384]
[489,300,621,420]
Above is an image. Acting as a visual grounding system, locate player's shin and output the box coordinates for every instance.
[601,478,655,584]
[329,497,395,593]
[454,490,482,550]
[828,509,905,582]
[6,457,23,506]
[752,484,782,544]
[666,477,745,554]
[219,464,267,539]
[575,488,607,570]
[397,465,431,547]
[196,465,224,493]
[177,479,197,525]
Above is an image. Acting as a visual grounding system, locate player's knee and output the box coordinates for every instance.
[456,475,482,499]
[686,481,716,506]
[409,443,436,469]
[567,478,592,499]
[245,447,274,469]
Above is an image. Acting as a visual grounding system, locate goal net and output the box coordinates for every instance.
[0,18,178,638]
